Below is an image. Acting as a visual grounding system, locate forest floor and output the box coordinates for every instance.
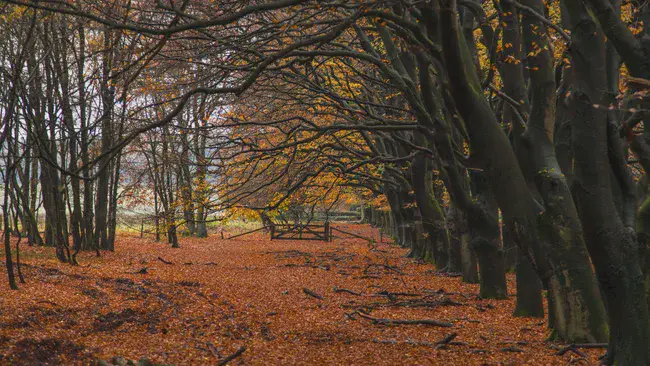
[0,224,603,365]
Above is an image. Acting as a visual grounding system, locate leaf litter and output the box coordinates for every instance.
[0,225,605,365]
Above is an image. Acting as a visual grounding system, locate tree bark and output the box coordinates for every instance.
[438,0,607,342]
[564,1,650,362]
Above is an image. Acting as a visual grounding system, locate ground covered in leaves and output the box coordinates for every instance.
[0,225,602,365]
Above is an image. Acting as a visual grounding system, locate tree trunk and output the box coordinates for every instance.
[180,124,196,236]
[195,124,208,238]
[502,222,517,272]
[106,151,122,251]
[514,249,544,317]
[95,28,115,251]
[411,149,450,269]
[564,2,650,362]
[461,231,478,283]
[446,204,463,273]
[470,173,507,299]
[438,0,607,342]
[76,23,94,253]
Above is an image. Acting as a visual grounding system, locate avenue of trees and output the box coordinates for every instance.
[0,0,649,363]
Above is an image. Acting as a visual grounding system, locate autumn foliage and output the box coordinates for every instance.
[0,226,606,364]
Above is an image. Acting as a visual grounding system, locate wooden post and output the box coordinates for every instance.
[140,219,144,238]
[324,222,330,242]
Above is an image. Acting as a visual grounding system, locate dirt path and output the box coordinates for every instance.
[0,225,602,365]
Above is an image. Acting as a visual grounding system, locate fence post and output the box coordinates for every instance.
[324,221,330,242]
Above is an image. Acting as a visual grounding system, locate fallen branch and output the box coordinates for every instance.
[333,287,362,296]
[371,338,434,347]
[217,346,246,366]
[565,347,587,358]
[357,313,453,327]
[371,333,464,350]
[422,288,472,299]
[364,263,405,275]
[303,288,324,300]
[373,298,465,309]
[448,341,469,346]
[374,290,420,297]
[556,343,608,356]
[158,257,174,265]
[475,304,495,312]
[358,275,381,279]
[435,332,458,346]
[433,272,462,277]
[499,341,528,346]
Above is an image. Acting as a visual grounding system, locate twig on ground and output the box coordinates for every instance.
[357,312,453,327]
[358,275,381,279]
[217,346,246,366]
[158,257,174,265]
[499,341,528,346]
[434,332,458,349]
[364,263,405,275]
[435,332,458,346]
[303,288,324,300]
[556,343,608,356]
[374,290,420,298]
[334,287,362,296]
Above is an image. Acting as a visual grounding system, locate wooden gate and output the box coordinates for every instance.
[270,222,332,242]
